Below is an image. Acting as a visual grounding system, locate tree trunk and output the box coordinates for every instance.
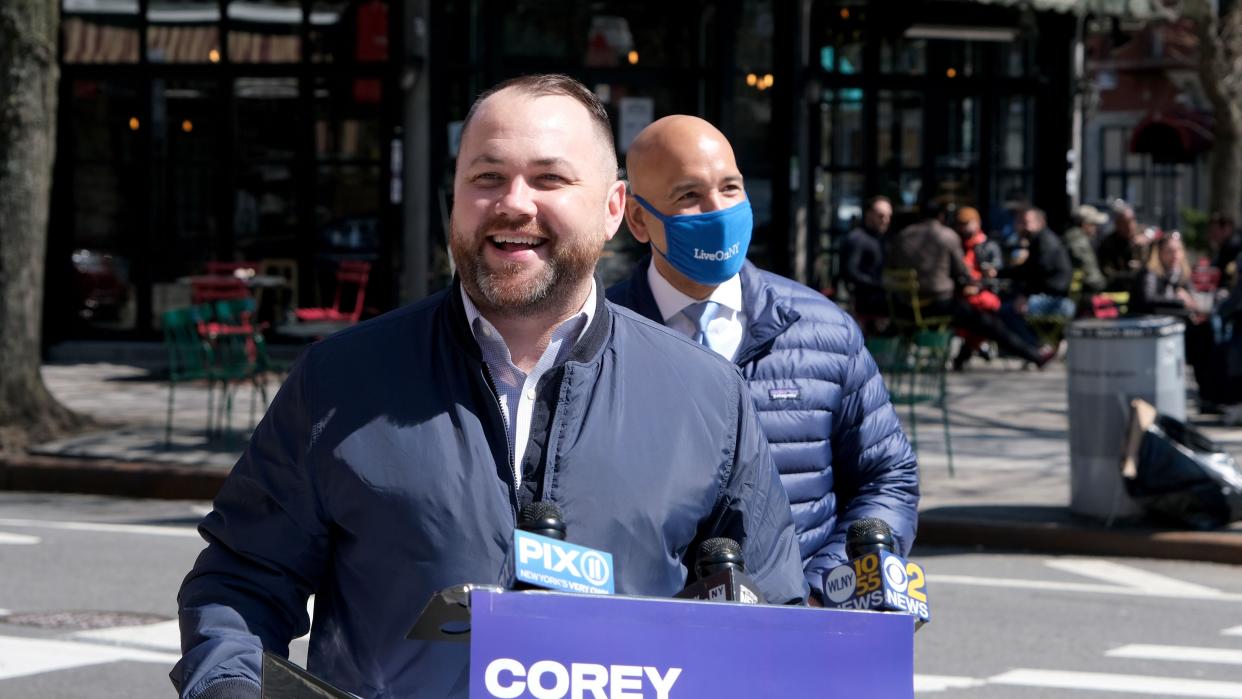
[0,0,84,452]
[1191,0,1242,221]
[1208,107,1242,222]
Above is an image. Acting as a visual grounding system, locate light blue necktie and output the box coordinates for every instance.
[681,300,721,349]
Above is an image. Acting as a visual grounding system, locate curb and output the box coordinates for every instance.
[0,453,226,501]
[917,514,1242,566]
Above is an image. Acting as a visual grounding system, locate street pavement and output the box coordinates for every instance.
[2,340,1241,563]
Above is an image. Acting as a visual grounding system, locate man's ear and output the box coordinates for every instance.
[603,179,626,242]
[624,197,651,244]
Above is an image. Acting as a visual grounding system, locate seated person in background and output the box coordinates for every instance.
[1208,212,1242,286]
[1063,205,1108,296]
[1131,232,1196,316]
[1001,206,1075,318]
[1136,233,1224,414]
[840,195,892,318]
[1098,204,1149,292]
[1212,250,1242,423]
[996,207,1075,357]
[885,202,1054,367]
[957,206,1004,296]
[952,206,1003,369]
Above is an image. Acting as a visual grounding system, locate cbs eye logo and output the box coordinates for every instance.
[883,556,909,592]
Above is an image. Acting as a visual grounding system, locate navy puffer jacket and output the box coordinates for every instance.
[609,260,920,594]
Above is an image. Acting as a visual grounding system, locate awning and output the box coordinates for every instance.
[968,0,1171,18]
[1129,109,1215,164]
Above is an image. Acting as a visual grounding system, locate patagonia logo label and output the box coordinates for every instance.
[769,388,800,400]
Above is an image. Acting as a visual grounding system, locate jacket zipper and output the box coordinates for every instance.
[480,364,519,517]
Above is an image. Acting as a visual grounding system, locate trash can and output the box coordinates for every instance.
[1067,316,1185,520]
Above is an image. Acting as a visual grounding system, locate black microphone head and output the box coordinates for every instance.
[518,501,567,541]
[846,517,895,559]
[696,537,745,578]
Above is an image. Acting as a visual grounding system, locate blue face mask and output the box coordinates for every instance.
[632,194,753,285]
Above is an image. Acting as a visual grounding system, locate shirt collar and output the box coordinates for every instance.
[460,281,597,346]
[646,259,743,323]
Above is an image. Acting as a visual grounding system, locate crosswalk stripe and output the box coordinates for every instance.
[0,531,40,545]
[933,574,1242,603]
[1045,559,1223,597]
[0,517,200,538]
[0,635,181,680]
[72,619,181,653]
[1224,625,1242,637]
[989,669,1242,697]
[913,674,987,692]
[1107,644,1242,666]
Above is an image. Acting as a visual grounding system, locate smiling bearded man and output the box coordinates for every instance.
[172,75,806,699]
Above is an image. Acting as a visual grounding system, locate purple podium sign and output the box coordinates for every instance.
[467,589,913,699]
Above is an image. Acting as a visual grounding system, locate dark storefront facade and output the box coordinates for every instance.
[48,0,402,342]
[46,0,1074,340]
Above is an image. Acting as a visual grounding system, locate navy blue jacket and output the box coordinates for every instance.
[608,261,920,594]
[172,280,807,699]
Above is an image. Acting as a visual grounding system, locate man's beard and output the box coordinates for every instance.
[450,215,605,318]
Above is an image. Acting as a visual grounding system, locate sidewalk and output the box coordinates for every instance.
[2,343,1240,564]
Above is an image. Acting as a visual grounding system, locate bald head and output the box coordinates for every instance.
[626,115,742,205]
[622,115,749,297]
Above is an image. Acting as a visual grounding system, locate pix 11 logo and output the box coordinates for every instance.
[514,530,615,595]
[822,551,929,622]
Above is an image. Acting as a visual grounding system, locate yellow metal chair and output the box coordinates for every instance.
[881,268,953,334]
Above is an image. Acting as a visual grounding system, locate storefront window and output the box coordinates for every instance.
[234,77,300,258]
[66,79,143,331]
[147,0,221,63]
[732,0,774,203]
[228,0,303,63]
[813,0,866,75]
[881,37,926,75]
[62,0,141,64]
[877,90,922,172]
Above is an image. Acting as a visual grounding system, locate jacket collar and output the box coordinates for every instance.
[617,256,800,364]
[445,276,612,365]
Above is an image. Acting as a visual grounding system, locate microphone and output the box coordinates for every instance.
[519,501,567,540]
[674,537,764,604]
[822,518,930,626]
[845,517,895,559]
[512,501,615,595]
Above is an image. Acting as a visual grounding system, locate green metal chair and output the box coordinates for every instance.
[866,329,955,477]
[161,306,218,447]
[163,303,271,447]
[199,299,272,439]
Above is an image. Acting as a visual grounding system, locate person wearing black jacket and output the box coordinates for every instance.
[1098,204,1149,291]
[997,207,1075,353]
[840,196,892,316]
[1002,207,1075,313]
[1208,212,1242,284]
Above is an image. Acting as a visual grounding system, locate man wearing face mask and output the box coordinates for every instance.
[608,116,919,601]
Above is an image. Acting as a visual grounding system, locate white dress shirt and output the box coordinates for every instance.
[646,260,747,361]
[461,283,596,484]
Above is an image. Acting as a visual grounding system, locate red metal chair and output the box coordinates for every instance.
[190,275,250,305]
[295,260,371,324]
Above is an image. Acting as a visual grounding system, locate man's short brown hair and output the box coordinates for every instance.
[460,73,618,179]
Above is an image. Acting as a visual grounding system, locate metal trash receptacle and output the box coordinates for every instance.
[1067,316,1185,520]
